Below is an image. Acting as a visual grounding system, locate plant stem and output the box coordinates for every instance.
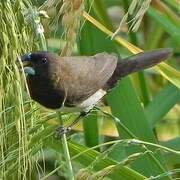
[94,107,172,178]
[61,133,74,180]
[57,112,74,180]
[70,139,180,164]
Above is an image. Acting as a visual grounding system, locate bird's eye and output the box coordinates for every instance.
[42,57,47,64]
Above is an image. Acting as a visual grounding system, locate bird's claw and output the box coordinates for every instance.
[54,126,72,139]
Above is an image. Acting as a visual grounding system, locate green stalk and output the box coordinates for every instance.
[57,112,74,180]
[95,107,171,179]
[71,139,180,160]
[94,106,136,138]
[146,25,164,49]
[61,133,75,180]
[39,33,47,51]
[40,136,180,179]
[122,0,150,106]
[30,7,74,179]
[28,7,47,51]
[137,72,150,106]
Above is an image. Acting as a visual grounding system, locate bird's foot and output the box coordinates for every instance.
[54,111,90,139]
[54,126,71,139]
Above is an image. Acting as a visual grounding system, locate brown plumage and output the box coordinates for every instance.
[21,48,172,110]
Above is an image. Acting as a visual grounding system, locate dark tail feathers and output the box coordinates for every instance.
[106,48,172,90]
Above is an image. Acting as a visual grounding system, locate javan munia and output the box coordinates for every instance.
[20,48,172,134]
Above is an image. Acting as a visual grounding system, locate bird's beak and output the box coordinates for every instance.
[20,54,32,67]
[17,53,35,75]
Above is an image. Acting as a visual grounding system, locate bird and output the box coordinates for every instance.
[20,48,172,135]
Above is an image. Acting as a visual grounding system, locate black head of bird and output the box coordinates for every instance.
[20,48,172,112]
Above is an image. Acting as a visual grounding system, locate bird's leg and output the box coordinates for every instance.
[55,111,89,138]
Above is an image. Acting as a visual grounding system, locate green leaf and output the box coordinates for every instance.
[145,83,180,127]
[148,7,180,46]
[160,138,180,167]
[107,78,169,177]
[160,137,180,151]
[107,78,156,141]
[47,139,146,179]
[164,0,180,12]
[78,1,117,147]
[157,63,180,89]
[81,3,171,178]
[83,113,100,148]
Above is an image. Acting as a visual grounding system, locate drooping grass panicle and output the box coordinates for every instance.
[112,0,152,38]
[0,1,48,178]
[41,0,85,56]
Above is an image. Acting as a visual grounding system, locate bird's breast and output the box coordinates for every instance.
[27,76,65,109]
[26,76,106,111]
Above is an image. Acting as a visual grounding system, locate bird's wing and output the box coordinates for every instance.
[54,52,118,105]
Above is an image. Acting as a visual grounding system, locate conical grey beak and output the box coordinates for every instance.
[20,53,32,66]
[17,53,35,75]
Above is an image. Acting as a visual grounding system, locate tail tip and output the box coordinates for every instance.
[155,48,173,59]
